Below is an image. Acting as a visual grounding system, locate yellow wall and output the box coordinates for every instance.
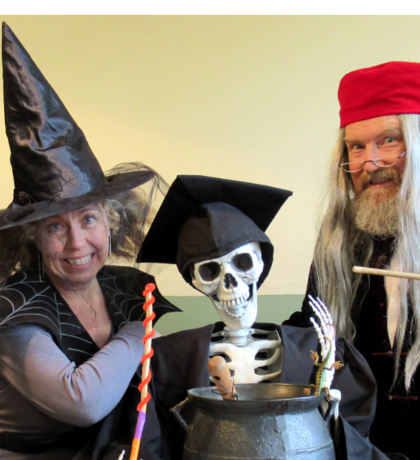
[0,16,419,297]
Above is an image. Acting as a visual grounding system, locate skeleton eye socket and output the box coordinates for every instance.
[198,262,221,281]
[232,253,253,272]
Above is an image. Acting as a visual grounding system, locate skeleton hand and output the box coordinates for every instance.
[308,295,342,391]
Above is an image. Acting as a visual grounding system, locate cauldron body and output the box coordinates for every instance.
[172,383,336,460]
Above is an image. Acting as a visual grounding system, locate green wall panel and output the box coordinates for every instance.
[156,295,304,336]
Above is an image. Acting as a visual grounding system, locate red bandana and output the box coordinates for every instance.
[338,61,420,128]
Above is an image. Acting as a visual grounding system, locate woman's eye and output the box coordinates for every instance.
[84,215,96,224]
[48,223,62,232]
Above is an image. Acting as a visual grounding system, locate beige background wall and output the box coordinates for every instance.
[0,16,419,330]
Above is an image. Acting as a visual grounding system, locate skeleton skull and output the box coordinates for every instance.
[191,242,264,332]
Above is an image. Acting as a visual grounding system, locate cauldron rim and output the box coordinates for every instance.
[187,383,327,410]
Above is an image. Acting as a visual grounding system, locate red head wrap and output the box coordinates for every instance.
[338,61,420,128]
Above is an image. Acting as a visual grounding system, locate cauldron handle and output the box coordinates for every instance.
[322,396,339,424]
[170,397,191,434]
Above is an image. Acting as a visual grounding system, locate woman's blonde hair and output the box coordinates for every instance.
[0,188,149,283]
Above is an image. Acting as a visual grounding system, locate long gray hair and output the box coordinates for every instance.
[313,114,420,390]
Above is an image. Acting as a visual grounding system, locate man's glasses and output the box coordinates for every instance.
[339,151,406,173]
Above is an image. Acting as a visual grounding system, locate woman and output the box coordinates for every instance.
[0,23,178,459]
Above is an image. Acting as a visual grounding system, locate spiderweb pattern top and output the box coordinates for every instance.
[0,266,180,366]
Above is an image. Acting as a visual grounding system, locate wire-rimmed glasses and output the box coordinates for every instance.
[339,151,406,173]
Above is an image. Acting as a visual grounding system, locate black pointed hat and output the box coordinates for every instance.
[0,23,155,230]
[137,175,292,288]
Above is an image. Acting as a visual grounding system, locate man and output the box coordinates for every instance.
[288,61,420,459]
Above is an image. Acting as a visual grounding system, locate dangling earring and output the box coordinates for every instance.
[108,233,112,266]
[37,251,44,282]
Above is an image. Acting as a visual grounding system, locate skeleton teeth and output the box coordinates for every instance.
[221,295,248,309]
[67,255,92,265]
[218,295,250,318]
[224,308,246,319]
[238,296,247,305]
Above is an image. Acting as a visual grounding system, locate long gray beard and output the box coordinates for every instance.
[353,187,400,237]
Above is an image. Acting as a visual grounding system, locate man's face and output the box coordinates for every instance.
[344,115,406,236]
[344,115,406,194]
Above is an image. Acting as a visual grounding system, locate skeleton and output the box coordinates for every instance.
[190,243,343,397]
[191,242,283,384]
[139,175,343,401]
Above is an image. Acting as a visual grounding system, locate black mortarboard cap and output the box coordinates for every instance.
[138,175,292,288]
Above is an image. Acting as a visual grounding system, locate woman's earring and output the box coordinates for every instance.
[108,233,112,265]
[37,251,44,282]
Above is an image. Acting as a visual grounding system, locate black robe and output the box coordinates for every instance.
[0,266,180,459]
[138,322,406,460]
[288,238,414,460]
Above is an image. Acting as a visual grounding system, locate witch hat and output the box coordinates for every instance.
[0,22,155,230]
[138,175,292,288]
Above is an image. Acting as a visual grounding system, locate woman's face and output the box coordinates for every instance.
[35,204,110,291]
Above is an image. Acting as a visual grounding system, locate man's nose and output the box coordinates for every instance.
[362,144,382,173]
[67,225,86,249]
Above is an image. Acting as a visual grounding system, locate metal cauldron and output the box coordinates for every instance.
[171,383,336,460]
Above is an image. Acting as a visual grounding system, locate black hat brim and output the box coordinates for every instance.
[138,175,293,289]
[0,170,155,230]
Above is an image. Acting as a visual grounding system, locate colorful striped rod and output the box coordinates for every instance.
[129,283,156,460]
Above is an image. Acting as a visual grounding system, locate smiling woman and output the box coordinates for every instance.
[35,205,111,290]
[0,22,179,460]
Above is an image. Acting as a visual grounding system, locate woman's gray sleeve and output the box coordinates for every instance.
[0,322,145,427]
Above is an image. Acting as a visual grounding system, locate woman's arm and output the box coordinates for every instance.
[0,322,145,427]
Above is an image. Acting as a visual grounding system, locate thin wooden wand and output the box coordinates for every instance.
[353,266,420,280]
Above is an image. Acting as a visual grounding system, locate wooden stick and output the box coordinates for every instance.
[352,266,420,280]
